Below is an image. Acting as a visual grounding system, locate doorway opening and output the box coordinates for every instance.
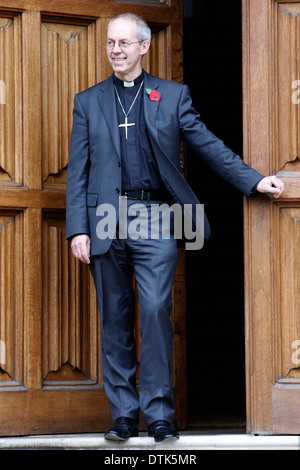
[183,0,246,429]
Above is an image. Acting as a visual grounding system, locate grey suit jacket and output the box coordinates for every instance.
[66,71,263,255]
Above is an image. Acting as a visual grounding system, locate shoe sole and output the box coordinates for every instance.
[104,432,127,441]
[154,435,180,443]
[104,431,139,441]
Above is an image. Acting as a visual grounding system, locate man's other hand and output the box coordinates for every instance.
[71,234,91,264]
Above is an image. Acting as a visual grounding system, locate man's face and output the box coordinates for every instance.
[106,18,150,81]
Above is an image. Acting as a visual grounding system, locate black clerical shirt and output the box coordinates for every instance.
[113,71,165,191]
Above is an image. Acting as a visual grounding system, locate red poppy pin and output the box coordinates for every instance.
[146,88,161,102]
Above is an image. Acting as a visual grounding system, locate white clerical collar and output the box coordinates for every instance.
[124,80,135,88]
[114,71,144,88]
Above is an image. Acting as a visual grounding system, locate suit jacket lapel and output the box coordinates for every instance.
[143,72,160,140]
[97,75,121,159]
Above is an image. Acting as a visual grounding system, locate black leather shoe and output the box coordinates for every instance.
[148,420,179,442]
[104,417,139,441]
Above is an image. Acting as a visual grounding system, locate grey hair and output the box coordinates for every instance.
[108,13,152,43]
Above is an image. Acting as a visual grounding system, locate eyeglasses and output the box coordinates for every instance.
[104,40,144,50]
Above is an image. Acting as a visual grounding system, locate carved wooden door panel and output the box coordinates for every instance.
[0,0,185,435]
[243,0,300,434]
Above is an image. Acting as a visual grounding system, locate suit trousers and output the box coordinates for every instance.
[89,199,178,425]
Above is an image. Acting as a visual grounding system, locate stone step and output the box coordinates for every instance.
[0,433,299,450]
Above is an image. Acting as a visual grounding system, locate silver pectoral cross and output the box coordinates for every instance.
[119,116,135,140]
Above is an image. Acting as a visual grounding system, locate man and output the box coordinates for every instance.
[66,13,284,442]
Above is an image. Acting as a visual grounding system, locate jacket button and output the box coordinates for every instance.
[117,161,121,167]
[116,188,120,193]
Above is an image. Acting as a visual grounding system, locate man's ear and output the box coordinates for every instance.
[140,40,151,58]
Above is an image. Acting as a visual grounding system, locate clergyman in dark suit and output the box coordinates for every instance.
[66,12,284,442]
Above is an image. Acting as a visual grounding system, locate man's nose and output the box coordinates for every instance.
[112,42,122,52]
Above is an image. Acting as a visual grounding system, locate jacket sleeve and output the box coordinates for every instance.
[66,94,91,240]
[178,85,263,196]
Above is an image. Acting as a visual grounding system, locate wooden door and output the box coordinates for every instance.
[0,0,186,436]
[243,0,300,434]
